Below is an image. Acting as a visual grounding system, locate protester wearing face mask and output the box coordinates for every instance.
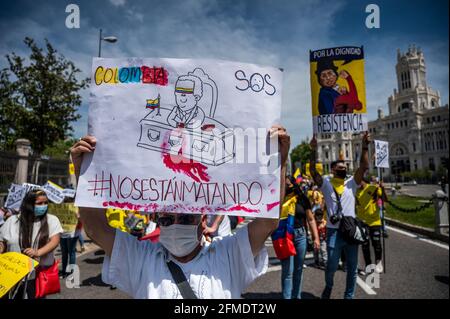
[280,175,320,299]
[69,125,290,299]
[309,132,370,299]
[0,190,63,299]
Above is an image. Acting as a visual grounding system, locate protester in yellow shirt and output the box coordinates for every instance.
[356,179,384,275]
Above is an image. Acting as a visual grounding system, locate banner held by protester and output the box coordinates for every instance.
[42,181,65,204]
[4,184,27,210]
[310,46,367,134]
[75,58,283,218]
[0,252,39,298]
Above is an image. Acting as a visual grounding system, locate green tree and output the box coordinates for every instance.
[0,37,89,154]
[42,138,78,159]
[290,138,311,171]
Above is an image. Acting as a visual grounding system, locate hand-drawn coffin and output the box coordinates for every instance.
[137,107,235,166]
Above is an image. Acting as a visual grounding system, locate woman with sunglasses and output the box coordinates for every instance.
[0,189,63,298]
[70,125,290,299]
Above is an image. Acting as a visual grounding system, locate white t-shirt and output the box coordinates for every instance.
[101,224,268,299]
[321,176,358,229]
[0,214,63,266]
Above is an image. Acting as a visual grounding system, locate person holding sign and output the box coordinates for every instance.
[0,190,63,298]
[70,125,290,299]
[309,132,370,299]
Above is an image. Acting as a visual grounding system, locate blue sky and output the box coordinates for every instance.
[0,0,448,148]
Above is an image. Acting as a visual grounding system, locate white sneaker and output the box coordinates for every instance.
[375,261,383,274]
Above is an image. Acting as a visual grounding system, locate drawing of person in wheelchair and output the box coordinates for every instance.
[137,68,235,166]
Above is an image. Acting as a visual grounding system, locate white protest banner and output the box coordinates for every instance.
[22,183,42,194]
[374,140,389,168]
[62,188,76,198]
[75,58,283,218]
[5,184,27,210]
[42,181,65,204]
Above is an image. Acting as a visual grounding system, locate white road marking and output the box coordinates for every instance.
[266,265,282,273]
[386,226,449,250]
[356,276,377,295]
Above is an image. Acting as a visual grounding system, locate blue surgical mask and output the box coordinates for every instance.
[34,205,48,217]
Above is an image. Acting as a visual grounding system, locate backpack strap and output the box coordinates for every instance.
[166,260,198,299]
[332,186,344,217]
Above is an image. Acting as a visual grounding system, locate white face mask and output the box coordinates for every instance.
[159,223,201,257]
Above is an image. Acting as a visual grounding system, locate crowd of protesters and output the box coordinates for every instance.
[0,127,391,300]
[274,132,388,299]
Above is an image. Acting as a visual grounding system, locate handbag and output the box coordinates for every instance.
[31,223,61,298]
[271,195,297,260]
[338,216,368,245]
[35,259,61,298]
[333,187,368,245]
[271,221,296,260]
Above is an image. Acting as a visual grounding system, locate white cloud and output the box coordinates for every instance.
[109,0,126,7]
[0,0,447,146]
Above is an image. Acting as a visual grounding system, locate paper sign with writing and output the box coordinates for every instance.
[5,184,26,210]
[75,58,283,218]
[310,46,367,134]
[62,188,76,198]
[22,183,42,194]
[42,181,65,204]
[0,252,39,298]
[374,140,389,168]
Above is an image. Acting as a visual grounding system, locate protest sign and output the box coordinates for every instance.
[62,188,76,198]
[75,58,283,218]
[310,46,367,134]
[0,252,39,298]
[374,140,389,168]
[5,184,26,210]
[22,183,42,194]
[42,181,65,204]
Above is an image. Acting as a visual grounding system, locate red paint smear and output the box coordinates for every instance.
[103,201,159,212]
[218,204,260,213]
[270,189,276,194]
[266,201,280,212]
[161,130,210,183]
[163,153,210,183]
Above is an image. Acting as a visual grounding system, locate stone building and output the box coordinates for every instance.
[317,45,449,179]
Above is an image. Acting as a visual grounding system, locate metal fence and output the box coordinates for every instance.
[0,150,70,195]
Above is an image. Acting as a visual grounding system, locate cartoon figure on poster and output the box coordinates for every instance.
[310,46,368,134]
[137,68,235,167]
[316,59,363,114]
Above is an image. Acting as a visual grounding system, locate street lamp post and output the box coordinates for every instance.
[98,29,118,57]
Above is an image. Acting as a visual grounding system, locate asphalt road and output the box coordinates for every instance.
[48,222,448,299]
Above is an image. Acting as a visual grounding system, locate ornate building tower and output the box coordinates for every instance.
[388,45,441,115]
